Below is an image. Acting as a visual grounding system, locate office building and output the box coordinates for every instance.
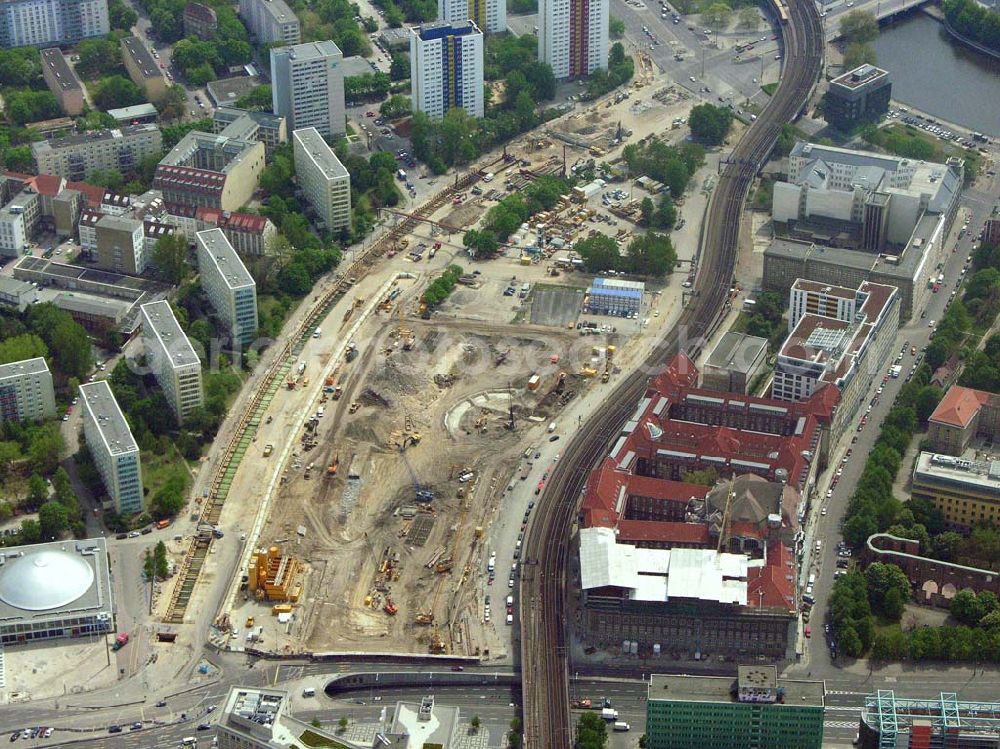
[140,301,204,423]
[0,537,114,647]
[702,332,768,394]
[153,130,265,211]
[80,380,143,514]
[291,127,350,232]
[120,35,167,102]
[0,357,56,423]
[32,124,163,182]
[825,64,891,131]
[773,141,963,254]
[772,280,899,443]
[239,0,299,46]
[645,668,825,749]
[212,107,287,155]
[0,0,109,48]
[927,384,1000,456]
[196,228,258,347]
[183,1,217,39]
[106,102,159,124]
[584,276,643,316]
[857,691,1000,749]
[0,190,41,257]
[40,48,85,116]
[538,0,608,80]
[439,0,505,32]
[410,21,484,119]
[912,452,1000,530]
[270,41,345,137]
[0,277,36,311]
[95,214,146,275]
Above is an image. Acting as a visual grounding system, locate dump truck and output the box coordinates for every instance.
[157,519,170,529]
[345,343,358,362]
[112,632,129,651]
[332,386,343,400]
[572,699,593,709]
[327,455,339,476]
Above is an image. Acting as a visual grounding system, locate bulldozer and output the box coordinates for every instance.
[415,611,434,625]
[383,598,398,616]
[435,558,454,573]
[327,455,339,476]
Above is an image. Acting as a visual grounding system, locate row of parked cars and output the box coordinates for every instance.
[10,727,53,742]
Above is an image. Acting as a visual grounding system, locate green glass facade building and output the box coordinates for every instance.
[646,667,826,749]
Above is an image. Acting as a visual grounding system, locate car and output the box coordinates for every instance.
[128,531,140,538]
[207,705,217,714]
[130,723,142,731]
[450,665,464,671]
[689,76,697,82]
[156,700,167,707]
[826,489,833,499]
[804,625,811,638]
[929,319,935,328]
[821,508,827,516]
[506,613,514,625]
[43,729,52,739]
[62,414,69,421]
[198,723,212,731]
[8,732,16,743]
[508,577,514,588]
[108,726,122,734]
[548,435,559,442]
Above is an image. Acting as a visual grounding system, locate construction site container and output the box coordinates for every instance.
[520,256,532,266]
[272,604,293,615]
[527,374,541,391]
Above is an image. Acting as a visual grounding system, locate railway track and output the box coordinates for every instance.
[518,1,823,744]
[163,160,500,624]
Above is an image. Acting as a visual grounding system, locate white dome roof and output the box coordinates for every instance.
[0,549,95,611]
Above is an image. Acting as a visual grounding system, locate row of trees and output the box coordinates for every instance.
[0,305,93,384]
[370,0,436,26]
[481,175,572,241]
[422,265,465,306]
[574,232,677,277]
[171,9,252,86]
[943,0,1000,55]
[586,42,634,98]
[296,0,372,55]
[345,72,392,102]
[839,10,880,81]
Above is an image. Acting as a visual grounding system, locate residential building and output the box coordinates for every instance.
[772,141,963,254]
[153,130,265,211]
[0,0,109,48]
[40,48,84,116]
[31,124,163,182]
[106,102,159,124]
[410,21,484,119]
[0,276,36,311]
[183,1,217,39]
[120,36,167,102]
[143,217,174,257]
[984,206,1000,246]
[702,332,768,394]
[100,190,131,216]
[439,0,505,34]
[212,107,287,155]
[54,291,131,340]
[772,280,899,443]
[238,0,300,46]
[584,276,643,316]
[645,668,825,749]
[140,301,203,423]
[0,357,56,423]
[538,0,608,80]
[164,203,277,256]
[927,384,1000,455]
[825,64,891,131]
[857,691,1000,748]
[912,452,1000,530]
[51,186,83,236]
[95,214,145,275]
[80,380,143,514]
[291,127,350,232]
[0,190,41,257]
[78,207,101,254]
[196,228,258,346]
[270,41,345,137]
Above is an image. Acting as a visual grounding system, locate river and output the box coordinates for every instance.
[873,13,1000,137]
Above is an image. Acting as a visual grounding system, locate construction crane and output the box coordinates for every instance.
[400,447,433,503]
[716,474,736,553]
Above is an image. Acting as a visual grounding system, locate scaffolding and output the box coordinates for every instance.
[863,690,1000,749]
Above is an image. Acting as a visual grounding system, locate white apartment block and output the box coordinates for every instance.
[270,41,345,138]
[196,229,258,348]
[438,0,505,34]
[0,357,56,423]
[410,21,484,120]
[788,278,865,332]
[140,301,204,424]
[538,0,608,80]
[238,0,299,46]
[80,380,143,515]
[32,124,163,182]
[291,127,351,233]
[0,0,109,48]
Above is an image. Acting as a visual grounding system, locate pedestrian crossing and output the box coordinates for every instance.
[825,720,860,729]
[0,645,5,688]
[827,690,869,696]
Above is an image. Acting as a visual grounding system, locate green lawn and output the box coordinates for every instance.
[298,730,352,748]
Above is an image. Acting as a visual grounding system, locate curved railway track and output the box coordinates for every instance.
[518,1,824,744]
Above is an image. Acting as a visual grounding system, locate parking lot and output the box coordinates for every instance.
[528,286,585,328]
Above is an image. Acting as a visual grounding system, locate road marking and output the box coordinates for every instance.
[825,720,860,729]
[826,690,869,696]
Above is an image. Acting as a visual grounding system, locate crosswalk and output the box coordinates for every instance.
[827,690,869,696]
[0,644,5,688]
[825,720,860,729]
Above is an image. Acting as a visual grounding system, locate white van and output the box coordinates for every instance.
[808,573,816,587]
[302,687,316,697]
[182,738,197,746]
[317,406,325,418]
[548,422,556,433]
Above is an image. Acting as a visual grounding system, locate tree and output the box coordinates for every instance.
[143,548,155,580]
[0,48,42,88]
[380,94,412,119]
[38,500,69,540]
[609,15,625,36]
[689,103,733,145]
[683,466,719,486]
[702,2,732,31]
[624,233,676,276]
[154,540,169,578]
[338,717,348,732]
[234,84,272,111]
[951,589,986,626]
[157,85,189,121]
[738,6,760,29]
[389,52,410,81]
[640,196,654,227]
[840,10,879,44]
[575,234,620,273]
[842,42,877,71]
[574,711,607,749]
[76,38,123,79]
[93,75,145,109]
[3,145,34,173]
[153,233,192,285]
[913,385,943,422]
[28,473,48,505]
[865,563,911,621]
[471,715,481,733]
